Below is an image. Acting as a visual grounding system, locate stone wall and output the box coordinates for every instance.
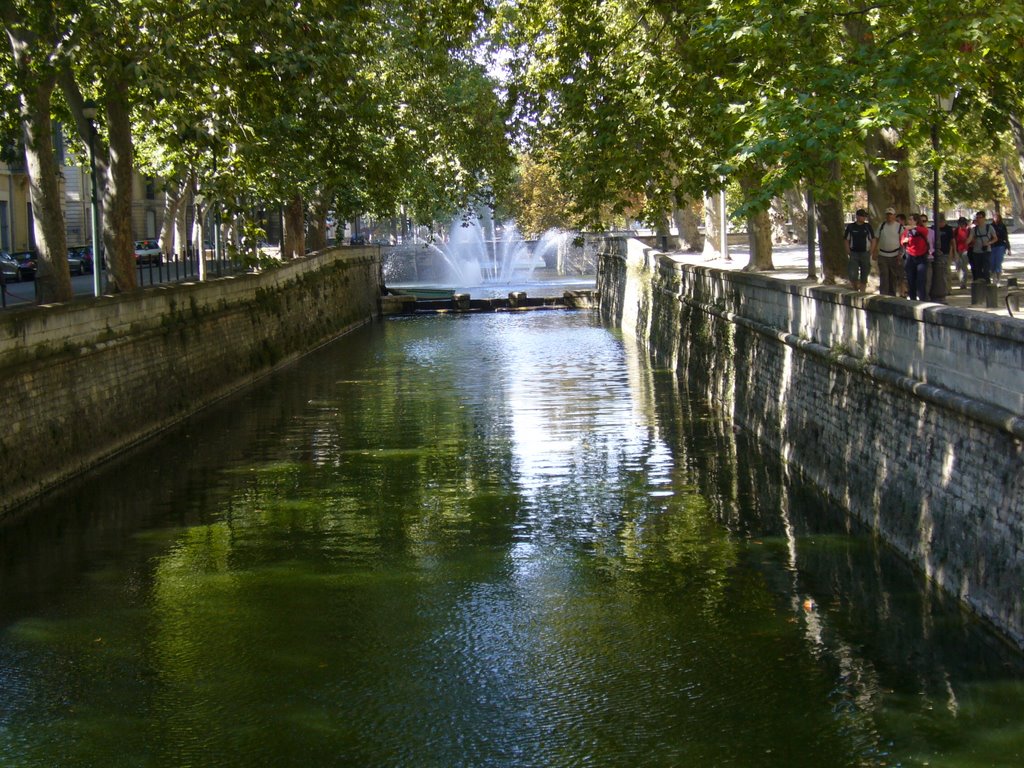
[0,246,382,516]
[598,236,1024,646]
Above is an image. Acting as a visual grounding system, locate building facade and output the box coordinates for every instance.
[2,131,164,254]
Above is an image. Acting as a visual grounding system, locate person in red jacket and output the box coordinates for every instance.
[901,214,935,301]
[953,217,970,289]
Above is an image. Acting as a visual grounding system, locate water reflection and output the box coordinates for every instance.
[0,312,1022,767]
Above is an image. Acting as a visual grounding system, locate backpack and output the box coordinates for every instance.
[877,221,905,253]
[972,224,992,253]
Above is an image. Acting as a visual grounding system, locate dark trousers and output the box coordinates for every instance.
[968,251,990,283]
[905,256,930,300]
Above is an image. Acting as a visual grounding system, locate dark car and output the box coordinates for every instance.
[0,251,22,282]
[9,250,37,280]
[350,234,366,246]
[67,245,94,275]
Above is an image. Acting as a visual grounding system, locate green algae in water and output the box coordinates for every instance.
[1,312,1023,767]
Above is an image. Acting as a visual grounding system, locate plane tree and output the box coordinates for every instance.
[1,0,74,302]
[495,0,1022,277]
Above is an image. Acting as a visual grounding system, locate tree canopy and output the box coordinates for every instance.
[3,0,1023,299]
[495,0,1024,244]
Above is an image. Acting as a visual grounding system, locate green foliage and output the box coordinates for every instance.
[509,151,574,236]
[4,0,515,245]
[496,0,1024,227]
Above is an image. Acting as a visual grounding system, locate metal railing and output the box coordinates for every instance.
[1,249,248,310]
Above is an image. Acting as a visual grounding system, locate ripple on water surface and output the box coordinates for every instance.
[1,311,1024,767]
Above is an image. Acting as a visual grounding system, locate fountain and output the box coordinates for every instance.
[382,214,593,300]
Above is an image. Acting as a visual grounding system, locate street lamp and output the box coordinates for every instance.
[81,100,102,297]
[931,93,956,255]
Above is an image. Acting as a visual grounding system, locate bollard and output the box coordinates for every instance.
[508,291,527,308]
[453,292,471,311]
[970,281,980,305]
[985,283,999,308]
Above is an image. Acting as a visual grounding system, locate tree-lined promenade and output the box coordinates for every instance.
[3,0,1023,303]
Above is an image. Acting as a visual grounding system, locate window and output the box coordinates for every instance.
[0,201,8,251]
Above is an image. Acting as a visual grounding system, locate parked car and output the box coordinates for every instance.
[0,251,22,282]
[9,250,37,280]
[350,234,366,246]
[67,245,93,275]
[133,239,162,265]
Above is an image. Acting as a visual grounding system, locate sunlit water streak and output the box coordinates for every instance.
[0,311,1022,767]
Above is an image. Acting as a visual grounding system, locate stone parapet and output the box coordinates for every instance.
[598,236,1024,647]
[0,247,382,517]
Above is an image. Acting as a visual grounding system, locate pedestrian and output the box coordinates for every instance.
[965,210,996,284]
[953,216,970,288]
[872,207,905,296]
[844,209,875,291]
[990,212,1010,286]
[896,213,910,296]
[929,213,954,302]
[902,213,934,300]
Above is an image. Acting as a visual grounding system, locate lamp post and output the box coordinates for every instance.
[931,93,956,254]
[81,100,102,297]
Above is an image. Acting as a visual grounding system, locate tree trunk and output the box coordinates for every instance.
[307,195,329,252]
[784,186,808,244]
[282,193,305,259]
[768,196,790,243]
[701,192,724,258]
[843,14,913,222]
[102,79,137,292]
[18,75,72,303]
[159,181,182,260]
[814,195,847,284]
[745,207,775,271]
[192,201,206,260]
[1008,113,1024,231]
[864,128,912,221]
[1003,158,1024,232]
[5,22,72,304]
[672,200,703,251]
[654,211,671,251]
[176,179,194,260]
[59,62,110,259]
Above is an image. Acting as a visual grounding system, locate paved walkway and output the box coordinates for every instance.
[664,232,1024,318]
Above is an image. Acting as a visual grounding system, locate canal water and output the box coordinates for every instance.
[1,311,1023,767]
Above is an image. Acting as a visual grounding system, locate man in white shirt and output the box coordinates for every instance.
[871,207,905,296]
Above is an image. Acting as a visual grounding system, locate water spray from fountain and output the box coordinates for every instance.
[381,211,592,299]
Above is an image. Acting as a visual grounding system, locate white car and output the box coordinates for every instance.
[133,239,162,265]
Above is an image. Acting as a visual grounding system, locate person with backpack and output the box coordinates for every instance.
[871,207,905,296]
[990,212,1011,286]
[953,216,970,289]
[966,210,996,284]
[901,214,934,300]
[844,209,875,291]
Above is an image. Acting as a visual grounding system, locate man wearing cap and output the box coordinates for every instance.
[844,209,875,292]
[871,207,905,296]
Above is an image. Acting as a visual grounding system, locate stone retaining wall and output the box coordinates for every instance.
[0,246,382,517]
[598,236,1024,646]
